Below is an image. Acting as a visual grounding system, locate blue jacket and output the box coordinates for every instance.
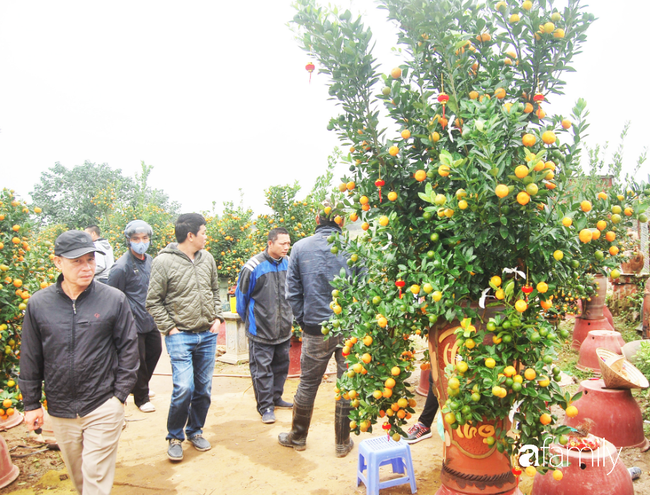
[236,250,292,345]
[285,225,352,335]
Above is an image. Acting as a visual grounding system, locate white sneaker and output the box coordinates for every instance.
[149,390,156,398]
[139,402,156,413]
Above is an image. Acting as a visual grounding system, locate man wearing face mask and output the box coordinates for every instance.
[108,220,161,413]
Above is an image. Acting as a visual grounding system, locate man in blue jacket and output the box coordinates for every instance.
[278,207,355,457]
[108,220,161,413]
[236,227,293,424]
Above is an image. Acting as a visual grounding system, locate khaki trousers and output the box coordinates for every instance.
[49,397,124,495]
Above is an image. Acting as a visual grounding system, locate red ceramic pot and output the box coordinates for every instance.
[288,336,302,375]
[429,307,520,495]
[576,330,623,373]
[417,367,430,397]
[572,318,614,350]
[564,379,649,450]
[0,434,18,489]
[531,439,633,495]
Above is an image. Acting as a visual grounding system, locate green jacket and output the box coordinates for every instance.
[146,244,223,336]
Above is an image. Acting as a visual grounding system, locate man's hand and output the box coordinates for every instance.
[168,327,180,336]
[25,408,44,431]
[209,319,222,334]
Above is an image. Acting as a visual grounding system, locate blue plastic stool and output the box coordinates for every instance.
[357,436,417,495]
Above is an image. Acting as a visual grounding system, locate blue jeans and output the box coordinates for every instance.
[164,331,217,441]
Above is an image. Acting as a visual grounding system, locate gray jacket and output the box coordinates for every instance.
[285,225,352,335]
[94,238,114,281]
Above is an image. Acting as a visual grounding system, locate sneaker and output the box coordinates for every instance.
[403,422,432,444]
[149,390,156,398]
[168,439,183,461]
[275,399,293,409]
[262,408,276,424]
[138,402,156,413]
[188,434,211,452]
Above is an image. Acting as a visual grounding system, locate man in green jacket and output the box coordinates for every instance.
[146,213,224,462]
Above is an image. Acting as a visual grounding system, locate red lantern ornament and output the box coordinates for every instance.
[512,466,522,487]
[522,285,534,294]
[382,421,391,441]
[375,179,385,203]
[305,62,315,83]
[438,92,450,119]
[395,279,406,298]
[533,93,544,103]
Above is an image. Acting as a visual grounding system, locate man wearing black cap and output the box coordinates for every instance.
[19,230,139,495]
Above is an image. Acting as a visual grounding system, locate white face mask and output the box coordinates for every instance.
[131,241,150,255]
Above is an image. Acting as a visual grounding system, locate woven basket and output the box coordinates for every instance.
[596,348,649,389]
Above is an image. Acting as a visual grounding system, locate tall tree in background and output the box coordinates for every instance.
[30,160,179,230]
[30,161,135,228]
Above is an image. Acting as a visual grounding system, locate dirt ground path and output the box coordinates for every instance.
[1,348,447,495]
[3,346,650,494]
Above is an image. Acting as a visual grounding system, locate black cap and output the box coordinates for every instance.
[54,230,105,259]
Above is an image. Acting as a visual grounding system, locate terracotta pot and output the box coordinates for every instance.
[581,274,607,320]
[417,367,430,397]
[571,318,614,351]
[531,440,633,495]
[0,411,23,430]
[288,336,302,375]
[576,330,623,373]
[564,379,649,450]
[620,251,644,274]
[0,434,18,489]
[429,307,519,495]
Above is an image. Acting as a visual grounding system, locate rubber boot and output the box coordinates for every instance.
[278,402,313,451]
[335,401,354,458]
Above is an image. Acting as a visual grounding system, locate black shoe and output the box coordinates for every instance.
[403,422,432,444]
[275,399,293,409]
[262,408,276,424]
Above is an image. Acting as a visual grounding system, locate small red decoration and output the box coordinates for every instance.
[522,286,534,294]
[395,279,405,298]
[375,179,385,203]
[382,422,391,441]
[305,62,315,83]
[533,93,544,103]
[438,92,449,119]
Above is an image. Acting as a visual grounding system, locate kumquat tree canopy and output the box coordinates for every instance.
[291,0,650,474]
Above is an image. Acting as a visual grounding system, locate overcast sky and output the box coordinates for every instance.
[1,0,648,216]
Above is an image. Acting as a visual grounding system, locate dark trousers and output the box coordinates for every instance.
[419,371,439,428]
[132,331,162,407]
[294,332,348,408]
[249,339,291,415]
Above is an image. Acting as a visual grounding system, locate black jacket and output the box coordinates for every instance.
[235,250,292,345]
[108,250,157,334]
[19,275,139,418]
[285,225,353,335]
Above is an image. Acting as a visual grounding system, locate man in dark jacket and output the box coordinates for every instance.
[278,207,355,457]
[236,227,293,424]
[146,213,223,462]
[19,230,139,495]
[108,220,161,413]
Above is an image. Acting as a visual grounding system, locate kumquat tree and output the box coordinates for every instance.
[0,189,56,420]
[292,0,648,485]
